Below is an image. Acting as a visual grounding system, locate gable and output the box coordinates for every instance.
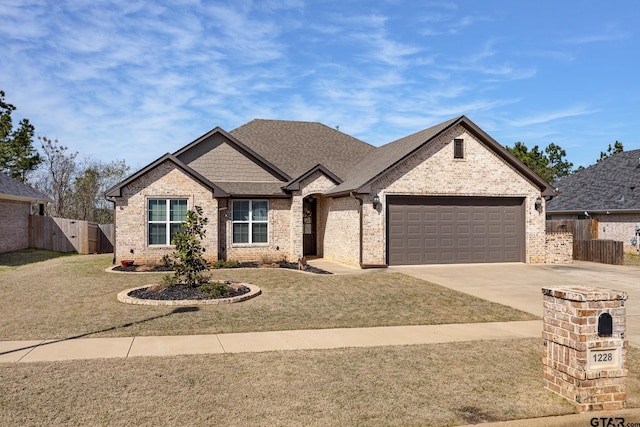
[105,154,228,198]
[176,132,284,183]
[327,115,555,197]
[372,124,541,195]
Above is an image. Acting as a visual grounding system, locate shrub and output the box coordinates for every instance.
[199,282,231,298]
[212,259,239,269]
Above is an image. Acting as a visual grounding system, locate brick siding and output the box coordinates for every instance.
[323,196,361,266]
[545,232,573,263]
[543,286,628,411]
[0,199,30,252]
[362,124,547,265]
[114,123,552,268]
[113,161,218,265]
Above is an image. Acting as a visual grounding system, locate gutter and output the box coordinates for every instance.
[549,209,640,215]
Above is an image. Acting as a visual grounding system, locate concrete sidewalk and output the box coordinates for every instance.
[0,320,541,363]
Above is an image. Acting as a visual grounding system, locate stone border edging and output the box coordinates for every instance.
[117,284,262,306]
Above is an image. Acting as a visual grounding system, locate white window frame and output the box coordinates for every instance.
[147,198,188,246]
[232,199,269,244]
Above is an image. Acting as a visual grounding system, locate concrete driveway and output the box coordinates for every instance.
[389,261,640,347]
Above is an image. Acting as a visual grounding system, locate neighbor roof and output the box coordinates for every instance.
[547,149,640,213]
[0,172,52,203]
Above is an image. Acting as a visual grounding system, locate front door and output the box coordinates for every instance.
[303,197,316,256]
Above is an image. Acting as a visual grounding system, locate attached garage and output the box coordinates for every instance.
[387,196,525,265]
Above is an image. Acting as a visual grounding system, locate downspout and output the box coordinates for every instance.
[350,192,364,267]
[106,196,116,264]
[351,192,387,269]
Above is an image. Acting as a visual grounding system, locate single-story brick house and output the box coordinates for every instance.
[0,172,52,253]
[547,149,640,253]
[106,115,556,267]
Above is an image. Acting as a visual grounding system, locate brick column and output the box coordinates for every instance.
[542,286,628,411]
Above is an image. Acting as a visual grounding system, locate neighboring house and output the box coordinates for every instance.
[0,172,52,253]
[546,149,640,252]
[106,115,556,267]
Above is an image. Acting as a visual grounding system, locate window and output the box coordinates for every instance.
[454,138,464,159]
[148,199,188,245]
[232,200,268,244]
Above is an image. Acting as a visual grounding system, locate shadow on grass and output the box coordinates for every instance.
[0,306,200,357]
[0,249,77,268]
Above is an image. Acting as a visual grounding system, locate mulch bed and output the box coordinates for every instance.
[113,262,332,275]
[128,282,250,301]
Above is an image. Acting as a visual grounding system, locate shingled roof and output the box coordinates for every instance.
[107,116,555,199]
[229,119,375,181]
[327,115,556,196]
[547,149,640,213]
[0,172,52,203]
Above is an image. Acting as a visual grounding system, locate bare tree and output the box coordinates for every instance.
[35,136,77,217]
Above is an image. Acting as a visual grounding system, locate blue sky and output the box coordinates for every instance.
[1,0,638,171]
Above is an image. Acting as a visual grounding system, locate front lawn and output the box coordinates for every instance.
[0,252,536,341]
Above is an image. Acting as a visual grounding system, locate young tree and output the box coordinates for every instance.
[0,90,41,181]
[165,206,210,288]
[597,141,624,162]
[506,141,573,183]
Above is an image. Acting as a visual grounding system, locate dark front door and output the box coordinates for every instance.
[303,197,317,256]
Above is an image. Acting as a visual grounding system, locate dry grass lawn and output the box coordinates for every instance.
[3,251,640,425]
[0,252,536,341]
[0,338,585,427]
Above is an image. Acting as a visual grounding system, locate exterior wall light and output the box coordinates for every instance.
[535,196,542,212]
[372,194,380,209]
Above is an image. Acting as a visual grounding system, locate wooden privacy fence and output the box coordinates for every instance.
[29,216,114,254]
[546,218,623,265]
[573,240,623,265]
[546,219,598,240]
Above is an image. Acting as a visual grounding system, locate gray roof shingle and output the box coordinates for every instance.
[327,117,460,195]
[547,149,640,213]
[229,119,375,181]
[0,172,52,203]
[107,116,554,199]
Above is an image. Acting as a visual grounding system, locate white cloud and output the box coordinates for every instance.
[504,106,598,127]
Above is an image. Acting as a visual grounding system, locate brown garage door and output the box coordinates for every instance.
[388,196,525,265]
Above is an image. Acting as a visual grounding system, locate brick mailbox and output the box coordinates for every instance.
[542,286,628,412]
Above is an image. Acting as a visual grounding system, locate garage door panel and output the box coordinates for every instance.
[457,237,470,247]
[441,212,454,221]
[388,196,524,265]
[441,238,455,248]
[407,225,421,235]
[407,238,421,248]
[441,225,454,235]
